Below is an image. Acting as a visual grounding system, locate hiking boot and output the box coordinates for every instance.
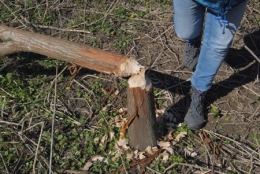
[184,86,206,130]
[183,41,201,71]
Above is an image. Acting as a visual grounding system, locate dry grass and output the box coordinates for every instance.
[0,0,259,173]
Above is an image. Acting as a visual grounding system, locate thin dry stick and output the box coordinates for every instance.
[153,26,173,41]
[254,133,260,161]
[72,79,93,94]
[146,166,162,174]
[0,0,26,27]
[0,88,15,97]
[0,153,9,173]
[0,120,19,125]
[149,51,163,69]
[242,84,260,97]
[204,129,260,162]
[45,66,68,103]
[244,45,260,63]
[1,96,6,118]
[33,24,92,34]
[117,150,128,174]
[33,122,44,174]
[249,103,260,119]
[248,154,254,174]
[198,133,211,167]
[0,99,45,113]
[49,64,58,174]
[163,162,226,174]
[51,65,68,85]
[102,0,119,26]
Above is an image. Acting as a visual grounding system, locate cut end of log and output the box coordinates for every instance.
[128,69,152,91]
[119,58,144,77]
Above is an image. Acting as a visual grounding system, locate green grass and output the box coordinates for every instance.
[1,0,260,173]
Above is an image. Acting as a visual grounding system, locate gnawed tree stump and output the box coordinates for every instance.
[0,25,158,150]
[127,69,157,150]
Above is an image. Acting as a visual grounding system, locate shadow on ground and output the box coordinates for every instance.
[147,29,260,132]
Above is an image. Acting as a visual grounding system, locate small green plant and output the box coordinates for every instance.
[211,105,221,118]
[226,169,237,174]
[224,114,232,121]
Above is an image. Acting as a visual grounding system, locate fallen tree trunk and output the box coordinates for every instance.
[0,25,158,150]
[127,69,158,150]
[0,25,143,77]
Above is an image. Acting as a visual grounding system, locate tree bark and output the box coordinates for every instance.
[0,25,143,77]
[0,25,158,150]
[127,69,157,151]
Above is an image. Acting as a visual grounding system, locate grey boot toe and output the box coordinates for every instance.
[184,86,206,130]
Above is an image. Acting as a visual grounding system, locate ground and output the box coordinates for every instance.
[0,0,259,173]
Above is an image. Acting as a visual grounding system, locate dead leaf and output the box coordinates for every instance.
[162,147,174,154]
[114,90,119,95]
[157,140,171,147]
[175,131,187,142]
[109,131,115,140]
[101,106,107,111]
[152,147,159,152]
[156,108,165,118]
[126,152,134,159]
[118,107,127,113]
[184,147,197,157]
[94,137,99,143]
[91,155,108,164]
[162,151,169,162]
[166,130,174,141]
[194,170,211,174]
[101,134,108,144]
[116,138,129,150]
[137,151,146,160]
[145,146,154,155]
[171,140,177,146]
[83,161,92,170]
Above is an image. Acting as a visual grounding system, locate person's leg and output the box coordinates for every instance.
[191,1,248,92]
[173,0,204,41]
[185,1,248,130]
[173,0,205,70]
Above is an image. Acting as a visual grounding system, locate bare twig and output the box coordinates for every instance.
[203,129,260,162]
[249,103,260,119]
[0,0,26,27]
[0,120,19,126]
[33,24,92,34]
[117,150,128,174]
[0,87,15,98]
[254,132,260,160]
[49,64,58,174]
[198,132,211,167]
[146,166,162,174]
[33,122,44,174]
[244,45,260,63]
[163,162,226,174]
[0,153,9,173]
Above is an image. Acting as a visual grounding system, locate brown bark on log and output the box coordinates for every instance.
[0,25,158,150]
[0,25,143,77]
[127,70,157,150]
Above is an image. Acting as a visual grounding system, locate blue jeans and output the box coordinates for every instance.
[173,0,247,91]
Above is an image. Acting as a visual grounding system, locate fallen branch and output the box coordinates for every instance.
[0,25,143,77]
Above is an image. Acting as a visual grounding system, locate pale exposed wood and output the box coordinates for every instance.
[127,70,157,150]
[0,25,143,77]
[0,25,158,150]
